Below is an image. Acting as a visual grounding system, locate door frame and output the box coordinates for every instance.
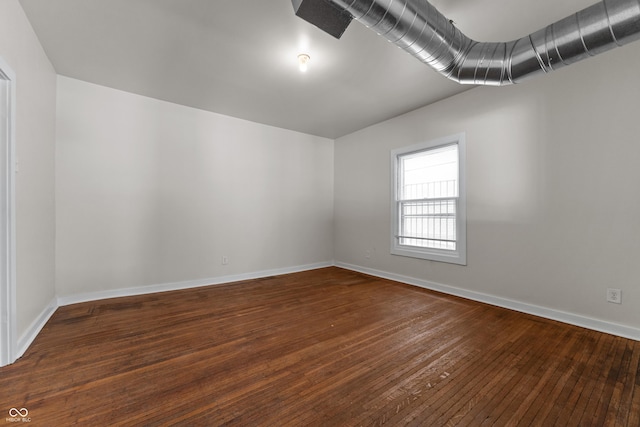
[0,56,17,367]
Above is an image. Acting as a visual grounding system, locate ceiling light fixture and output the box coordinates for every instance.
[298,53,310,72]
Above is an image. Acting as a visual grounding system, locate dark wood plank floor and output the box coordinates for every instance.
[1,267,639,426]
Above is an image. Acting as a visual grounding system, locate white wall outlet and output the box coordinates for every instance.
[606,288,622,304]
[221,256,228,265]
[365,250,371,259]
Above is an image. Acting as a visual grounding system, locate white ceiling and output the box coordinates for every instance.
[19,0,599,139]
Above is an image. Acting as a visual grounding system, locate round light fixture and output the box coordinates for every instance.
[298,54,310,72]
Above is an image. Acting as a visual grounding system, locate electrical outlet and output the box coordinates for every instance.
[606,288,622,304]
[365,250,371,259]
[221,256,228,265]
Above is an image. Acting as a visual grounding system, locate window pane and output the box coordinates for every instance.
[400,144,458,200]
[399,199,457,250]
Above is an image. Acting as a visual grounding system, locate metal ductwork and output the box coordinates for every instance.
[292,0,640,85]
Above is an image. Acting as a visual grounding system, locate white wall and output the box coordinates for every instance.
[0,1,57,342]
[335,42,640,332]
[56,76,334,297]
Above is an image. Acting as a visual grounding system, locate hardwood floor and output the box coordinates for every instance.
[1,267,639,426]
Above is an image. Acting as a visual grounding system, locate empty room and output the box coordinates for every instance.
[1,0,639,425]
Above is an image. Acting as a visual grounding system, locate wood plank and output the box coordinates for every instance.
[0,267,637,426]
[541,333,603,426]
[496,328,583,425]
[562,333,617,426]
[579,336,626,426]
[399,315,535,425]
[629,348,640,427]
[602,340,635,426]
[618,343,640,426]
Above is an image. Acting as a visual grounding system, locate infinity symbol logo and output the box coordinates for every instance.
[8,408,28,417]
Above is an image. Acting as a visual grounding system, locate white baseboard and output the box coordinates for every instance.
[15,297,58,361]
[335,261,640,341]
[57,261,334,307]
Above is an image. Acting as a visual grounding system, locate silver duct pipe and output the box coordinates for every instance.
[297,0,640,85]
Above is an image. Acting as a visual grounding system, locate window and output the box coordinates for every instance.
[391,133,466,265]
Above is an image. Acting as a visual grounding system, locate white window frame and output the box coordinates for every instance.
[390,133,467,265]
